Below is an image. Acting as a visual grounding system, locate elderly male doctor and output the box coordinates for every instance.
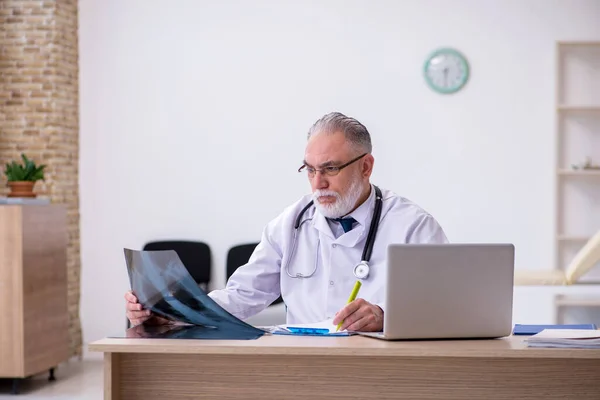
[126,112,448,332]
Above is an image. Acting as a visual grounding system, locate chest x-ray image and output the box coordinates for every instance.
[122,248,265,340]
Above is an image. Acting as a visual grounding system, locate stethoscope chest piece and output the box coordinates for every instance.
[353,261,370,280]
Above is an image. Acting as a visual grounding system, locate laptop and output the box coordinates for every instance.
[358,243,515,340]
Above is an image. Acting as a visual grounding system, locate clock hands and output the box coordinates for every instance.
[443,66,449,88]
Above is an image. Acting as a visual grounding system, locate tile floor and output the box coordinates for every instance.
[0,355,103,399]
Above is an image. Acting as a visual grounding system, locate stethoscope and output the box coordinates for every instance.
[284,185,383,281]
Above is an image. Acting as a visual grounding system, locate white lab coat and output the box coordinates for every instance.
[208,185,448,324]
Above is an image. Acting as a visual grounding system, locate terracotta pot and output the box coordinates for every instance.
[7,181,37,198]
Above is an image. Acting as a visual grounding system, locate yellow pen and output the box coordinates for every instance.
[336,280,362,332]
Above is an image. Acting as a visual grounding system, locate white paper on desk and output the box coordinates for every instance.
[524,329,600,349]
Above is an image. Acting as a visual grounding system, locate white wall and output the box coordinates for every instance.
[78,0,600,345]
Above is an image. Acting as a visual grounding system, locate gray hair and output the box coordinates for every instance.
[307,112,372,153]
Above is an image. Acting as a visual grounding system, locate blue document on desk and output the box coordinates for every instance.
[513,323,598,335]
[271,329,353,337]
[120,248,265,340]
[267,319,356,337]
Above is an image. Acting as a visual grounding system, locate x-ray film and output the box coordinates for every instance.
[124,322,268,340]
[120,248,265,340]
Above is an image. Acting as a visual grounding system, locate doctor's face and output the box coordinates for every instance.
[302,131,373,218]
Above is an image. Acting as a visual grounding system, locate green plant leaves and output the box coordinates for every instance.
[3,153,46,182]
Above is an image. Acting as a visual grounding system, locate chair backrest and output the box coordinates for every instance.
[226,242,283,306]
[226,243,259,280]
[143,240,211,290]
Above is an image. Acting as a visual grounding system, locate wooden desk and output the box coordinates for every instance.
[89,334,600,399]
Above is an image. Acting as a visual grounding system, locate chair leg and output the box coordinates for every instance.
[48,368,56,381]
[11,378,21,395]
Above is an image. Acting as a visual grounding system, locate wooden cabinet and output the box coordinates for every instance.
[0,204,69,392]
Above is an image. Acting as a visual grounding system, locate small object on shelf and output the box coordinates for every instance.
[571,156,600,170]
[3,153,46,198]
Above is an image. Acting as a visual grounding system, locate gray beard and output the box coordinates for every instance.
[312,178,364,219]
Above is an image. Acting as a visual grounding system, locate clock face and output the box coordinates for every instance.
[423,48,469,94]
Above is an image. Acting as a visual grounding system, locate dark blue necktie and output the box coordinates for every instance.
[334,217,356,233]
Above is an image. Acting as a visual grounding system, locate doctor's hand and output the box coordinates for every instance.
[333,298,383,332]
[125,291,171,327]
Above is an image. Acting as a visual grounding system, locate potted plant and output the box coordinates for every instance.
[3,154,46,198]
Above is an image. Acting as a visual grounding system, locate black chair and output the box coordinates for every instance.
[143,240,212,290]
[226,242,284,306]
[126,240,212,328]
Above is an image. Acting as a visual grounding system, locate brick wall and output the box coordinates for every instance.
[0,0,81,358]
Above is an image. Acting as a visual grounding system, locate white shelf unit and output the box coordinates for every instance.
[554,41,600,324]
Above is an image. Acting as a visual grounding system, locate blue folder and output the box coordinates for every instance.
[513,323,598,335]
[272,327,353,337]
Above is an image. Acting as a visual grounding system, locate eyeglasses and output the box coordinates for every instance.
[298,153,367,178]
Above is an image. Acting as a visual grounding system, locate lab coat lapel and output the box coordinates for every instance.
[335,223,366,247]
[312,212,335,240]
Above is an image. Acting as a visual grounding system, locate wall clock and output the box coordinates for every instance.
[423,48,469,94]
